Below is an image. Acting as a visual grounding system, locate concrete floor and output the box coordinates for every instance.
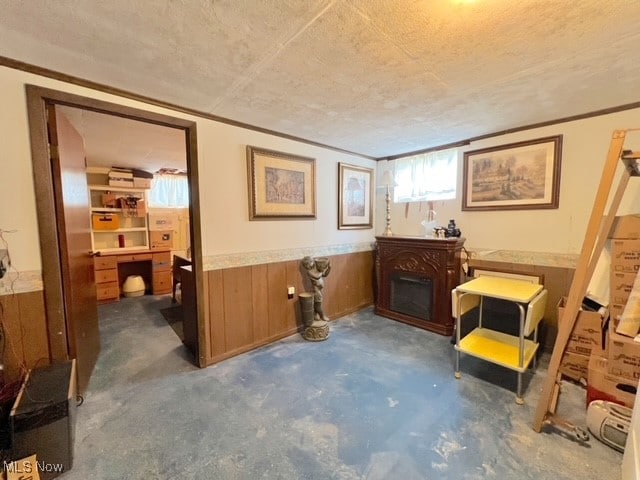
[61,296,623,479]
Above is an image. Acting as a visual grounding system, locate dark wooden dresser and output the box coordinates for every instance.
[375,235,465,335]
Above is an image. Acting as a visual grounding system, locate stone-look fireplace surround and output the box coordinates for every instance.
[375,236,465,335]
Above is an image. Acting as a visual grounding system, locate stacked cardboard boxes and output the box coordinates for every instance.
[558,298,607,382]
[587,354,637,408]
[132,169,154,189]
[585,215,640,408]
[609,215,640,332]
[108,167,134,187]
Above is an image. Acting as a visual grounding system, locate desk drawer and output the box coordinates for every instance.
[96,281,119,301]
[95,269,118,284]
[152,251,171,264]
[94,256,117,270]
[153,271,172,294]
[117,253,152,263]
[153,262,171,272]
[152,252,171,272]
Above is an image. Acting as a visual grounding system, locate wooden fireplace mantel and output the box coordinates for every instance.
[375,235,465,335]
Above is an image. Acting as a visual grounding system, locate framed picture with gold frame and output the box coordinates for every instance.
[246,146,316,219]
[338,163,373,229]
[462,135,562,211]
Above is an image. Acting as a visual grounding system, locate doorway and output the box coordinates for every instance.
[25,85,205,393]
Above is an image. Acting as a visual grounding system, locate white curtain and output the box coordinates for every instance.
[149,174,189,208]
[393,149,458,202]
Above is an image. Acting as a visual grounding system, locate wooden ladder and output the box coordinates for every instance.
[532,129,640,438]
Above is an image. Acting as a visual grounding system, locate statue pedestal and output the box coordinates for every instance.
[303,320,330,342]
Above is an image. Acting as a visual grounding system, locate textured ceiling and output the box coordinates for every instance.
[58,106,187,173]
[2,1,640,158]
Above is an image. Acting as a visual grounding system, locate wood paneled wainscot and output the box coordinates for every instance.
[375,236,465,336]
[0,291,49,384]
[202,250,374,364]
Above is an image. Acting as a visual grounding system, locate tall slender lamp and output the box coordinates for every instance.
[379,170,395,236]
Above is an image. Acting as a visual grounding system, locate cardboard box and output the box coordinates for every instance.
[609,215,640,239]
[610,239,640,273]
[560,351,589,382]
[108,169,134,187]
[610,271,637,304]
[558,297,607,355]
[135,198,147,218]
[133,177,152,189]
[587,355,637,408]
[150,230,173,249]
[610,303,626,329]
[108,178,135,188]
[608,328,640,380]
[148,213,177,231]
[101,192,118,208]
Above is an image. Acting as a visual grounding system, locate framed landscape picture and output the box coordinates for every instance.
[246,146,316,219]
[338,163,373,229]
[462,135,562,211]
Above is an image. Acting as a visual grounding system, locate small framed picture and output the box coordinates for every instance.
[246,146,316,219]
[338,163,373,230]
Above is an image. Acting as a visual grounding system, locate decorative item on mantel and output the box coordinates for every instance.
[300,256,332,341]
[445,219,462,238]
[421,205,438,237]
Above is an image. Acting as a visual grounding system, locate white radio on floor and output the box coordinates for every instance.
[586,400,631,452]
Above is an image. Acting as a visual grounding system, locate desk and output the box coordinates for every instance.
[94,249,172,303]
[453,276,547,404]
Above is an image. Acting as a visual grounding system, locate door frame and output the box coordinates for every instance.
[25,84,208,367]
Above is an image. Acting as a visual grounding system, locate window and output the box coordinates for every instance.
[393,148,458,202]
[148,174,189,208]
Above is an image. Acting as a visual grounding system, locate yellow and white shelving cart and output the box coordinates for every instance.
[452,276,548,404]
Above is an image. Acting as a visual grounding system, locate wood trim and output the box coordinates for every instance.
[380,102,640,160]
[382,140,471,161]
[0,56,376,160]
[185,124,207,367]
[7,56,640,163]
[0,291,49,383]
[24,85,204,368]
[207,269,225,360]
[25,86,68,361]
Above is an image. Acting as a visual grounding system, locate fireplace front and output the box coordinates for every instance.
[375,236,465,335]
[390,273,433,322]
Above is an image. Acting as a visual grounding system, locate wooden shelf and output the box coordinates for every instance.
[88,184,147,193]
[89,181,149,252]
[91,207,123,213]
[93,227,147,233]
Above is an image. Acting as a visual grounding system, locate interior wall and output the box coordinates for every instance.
[377,111,640,254]
[0,65,377,279]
